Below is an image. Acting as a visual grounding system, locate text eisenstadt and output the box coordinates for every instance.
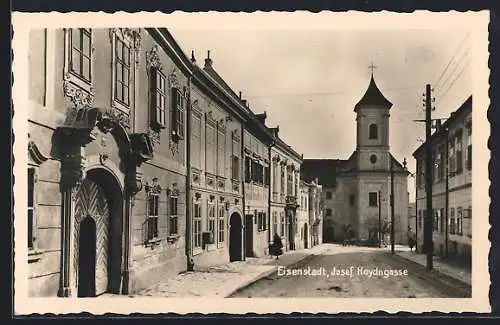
[277,266,409,278]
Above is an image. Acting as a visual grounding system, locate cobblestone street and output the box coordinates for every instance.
[229,245,471,298]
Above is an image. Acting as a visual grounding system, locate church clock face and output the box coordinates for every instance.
[370,154,377,164]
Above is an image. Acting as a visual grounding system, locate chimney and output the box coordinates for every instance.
[204,50,212,68]
[239,91,242,99]
[242,99,247,107]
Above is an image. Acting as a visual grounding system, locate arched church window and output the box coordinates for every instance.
[369,124,378,139]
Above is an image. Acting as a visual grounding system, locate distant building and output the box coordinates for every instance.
[412,96,472,261]
[269,127,303,252]
[302,74,410,245]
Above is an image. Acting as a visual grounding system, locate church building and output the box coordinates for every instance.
[301,72,410,245]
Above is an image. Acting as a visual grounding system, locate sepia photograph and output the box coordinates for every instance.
[12,10,490,314]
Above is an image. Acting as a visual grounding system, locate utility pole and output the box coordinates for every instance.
[424,84,434,270]
[390,160,395,254]
[378,190,381,248]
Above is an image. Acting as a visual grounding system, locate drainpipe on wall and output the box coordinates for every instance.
[185,75,194,271]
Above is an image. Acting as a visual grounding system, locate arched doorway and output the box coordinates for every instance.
[229,213,243,262]
[78,216,97,297]
[74,169,123,297]
[304,223,308,249]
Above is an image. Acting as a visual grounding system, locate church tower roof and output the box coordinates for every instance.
[354,74,393,112]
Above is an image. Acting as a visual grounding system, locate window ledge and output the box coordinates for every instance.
[145,238,162,248]
[166,234,179,243]
[28,249,44,263]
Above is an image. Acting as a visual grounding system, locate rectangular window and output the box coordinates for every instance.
[440,208,445,233]
[280,212,285,236]
[231,134,240,180]
[114,36,130,106]
[326,191,332,199]
[191,114,201,168]
[457,207,463,236]
[466,123,472,170]
[449,137,456,176]
[169,196,178,235]
[147,194,159,241]
[369,192,378,207]
[172,88,185,140]
[281,167,286,195]
[450,208,455,235]
[217,129,225,177]
[28,168,35,250]
[287,169,293,195]
[193,202,202,248]
[70,28,92,81]
[208,204,216,240]
[349,194,355,206]
[244,156,251,183]
[456,131,463,174]
[272,212,278,236]
[206,124,216,174]
[326,208,332,216]
[264,166,270,186]
[150,67,167,129]
[218,205,225,244]
[433,209,438,232]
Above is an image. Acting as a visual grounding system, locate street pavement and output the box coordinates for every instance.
[229,245,471,298]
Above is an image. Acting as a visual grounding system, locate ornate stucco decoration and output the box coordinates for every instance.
[146,44,163,71]
[145,177,162,195]
[28,135,49,166]
[218,118,227,133]
[63,81,95,110]
[192,99,202,117]
[99,108,131,131]
[168,138,180,156]
[231,129,240,142]
[148,128,161,147]
[169,67,180,89]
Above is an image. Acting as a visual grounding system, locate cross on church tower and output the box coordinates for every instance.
[368,62,378,76]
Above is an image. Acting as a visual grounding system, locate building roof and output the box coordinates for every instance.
[354,75,393,112]
[412,95,472,158]
[301,159,347,188]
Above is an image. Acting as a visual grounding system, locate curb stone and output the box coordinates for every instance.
[223,253,318,298]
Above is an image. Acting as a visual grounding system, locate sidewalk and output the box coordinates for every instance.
[130,244,330,298]
[396,250,472,286]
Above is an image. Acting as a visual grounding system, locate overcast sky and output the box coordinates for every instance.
[169,24,472,201]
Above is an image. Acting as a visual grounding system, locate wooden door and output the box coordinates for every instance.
[74,179,110,296]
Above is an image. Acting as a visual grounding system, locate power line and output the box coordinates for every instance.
[434,48,469,100]
[435,60,471,107]
[433,33,470,90]
[245,85,424,99]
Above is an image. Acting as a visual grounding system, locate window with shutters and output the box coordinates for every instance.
[193,202,202,248]
[217,128,225,177]
[114,36,131,107]
[466,123,472,170]
[231,133,240,180]
[191,113,201,168]
[208,203,216,240]
[150,67,167,130]
[169,196,178,235]
[147,193,159,241]
[171,87,185,141]
[281,166,286,195]
[264,166,270,186]
[218,204,225,246]
[272,212,278,236]
[287,169,293,195]
[206,123,216,174]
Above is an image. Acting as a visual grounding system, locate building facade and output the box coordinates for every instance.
[302,74,410,245]
[27,28,193,297]
[413,96,472,261]
[269,128,303,252]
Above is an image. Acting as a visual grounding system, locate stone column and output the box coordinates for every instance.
[58,147,86,297]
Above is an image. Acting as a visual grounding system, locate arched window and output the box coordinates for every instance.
[369,124,378,139]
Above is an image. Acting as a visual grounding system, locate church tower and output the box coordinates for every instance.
[354,71,393,172]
